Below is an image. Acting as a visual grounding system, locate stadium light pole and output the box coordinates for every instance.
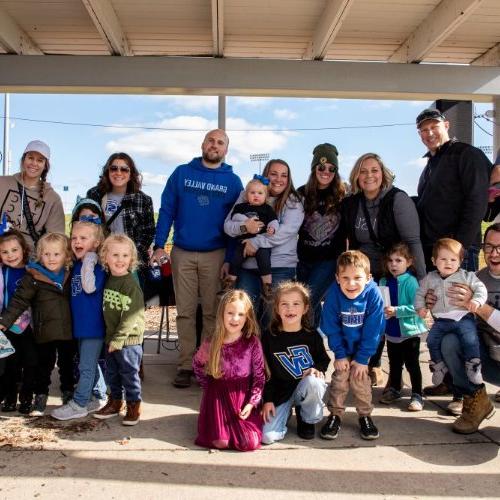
[249,153,270,175]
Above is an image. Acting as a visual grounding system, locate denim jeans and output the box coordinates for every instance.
[237,267,296,329]
[427,315,479,364]
[105,344,143,402]
[73,338,107,407]
[441,333,500,396]
[262,375,327,444]
[297,259,336,327]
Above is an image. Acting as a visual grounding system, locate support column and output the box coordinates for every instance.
[2,93,9,175]
[218,95,226,130]
[494,96,500,162]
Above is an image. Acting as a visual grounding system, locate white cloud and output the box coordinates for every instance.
[408,100,433,107]
[141,171,168,186]
[274,108,298,120]
[366,100,394,109]
[105,115,292,169]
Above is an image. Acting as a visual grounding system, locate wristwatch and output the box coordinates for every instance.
[240,224,247,234]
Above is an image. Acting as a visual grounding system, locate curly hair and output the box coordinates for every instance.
[99,233,138,273]
[96,153,142,196]
[0,229,31,266]
[36,232,72,269]
[71,220,105,251]
[269,281,314,335]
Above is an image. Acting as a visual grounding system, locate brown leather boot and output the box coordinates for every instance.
[452,385,495,434]
[368,367,384,387]
[93,398,125,420]
[123,401,141,426]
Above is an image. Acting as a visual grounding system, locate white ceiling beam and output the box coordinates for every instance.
[389,0,484,63]
[0,56,498,101]
[472,43,500,67]
[81,0,132,56]
[303,0,354,60]
[211,0,224,57]
[0,7,42,55]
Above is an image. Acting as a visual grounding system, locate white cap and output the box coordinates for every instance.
[23,140,50,160]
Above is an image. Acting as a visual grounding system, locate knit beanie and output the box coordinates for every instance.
[311,143,339,169]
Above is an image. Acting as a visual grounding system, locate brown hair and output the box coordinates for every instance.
[36,232,72,269]
[0,229,30,266]
[349,153,395,196]
[336,250,371,276]
[96,152,142,197]
[382,242,415,277]
[206,289,260,379]
[20,153,50,208]
[269,281,313,335]
[303,165,346,215]
[262,159,300,216]
[432,238,464,262]
[99,233,138,273]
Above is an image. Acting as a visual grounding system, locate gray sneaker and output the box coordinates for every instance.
[379,387,401,405]
[30,394,48,417]
[87,397,107,413]
[51,400,88,421]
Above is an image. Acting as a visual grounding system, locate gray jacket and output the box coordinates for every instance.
[415,269,488,319]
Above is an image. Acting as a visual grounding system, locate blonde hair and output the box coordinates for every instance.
[36,232,72,269]
[99,233,138,273]
[206,290,260,379]
[245,178,269,199]
[71,221,105,250]
[349,153,395,196]
[269,281,313,335]
[337,250,371,276]
[432,238,464,262]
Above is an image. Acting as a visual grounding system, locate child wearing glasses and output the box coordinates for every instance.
[223,175,279,301]
[415,238,488,386]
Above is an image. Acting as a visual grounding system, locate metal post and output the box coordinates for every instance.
[3,93,9,175]
[494,96,500,163]
[218,95,226,130]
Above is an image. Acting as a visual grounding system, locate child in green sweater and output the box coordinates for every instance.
[93,234,145,426]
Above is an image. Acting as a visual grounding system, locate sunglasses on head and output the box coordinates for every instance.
[317,164,337,174]
[109,165,130,173]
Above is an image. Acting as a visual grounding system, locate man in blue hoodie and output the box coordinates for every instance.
[152,129,243,388]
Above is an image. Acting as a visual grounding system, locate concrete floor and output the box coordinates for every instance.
[1,327,500,500]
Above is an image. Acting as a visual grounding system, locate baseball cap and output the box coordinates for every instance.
[23,140,50,160]
[416,109,447,129]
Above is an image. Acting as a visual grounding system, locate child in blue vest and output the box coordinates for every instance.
[51,220,107,420]
[378,243,427,411]
[319,250,385,441]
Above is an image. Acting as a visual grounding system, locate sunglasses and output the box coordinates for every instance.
[317,164,337,174]
[109,165,130,173]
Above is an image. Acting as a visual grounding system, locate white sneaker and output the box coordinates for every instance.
[87,397,107,413]
[51,400,88,421]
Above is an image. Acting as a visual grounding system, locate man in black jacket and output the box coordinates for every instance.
[415,108,491,271]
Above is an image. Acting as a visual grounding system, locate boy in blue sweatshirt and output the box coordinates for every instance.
[319,250,385,441]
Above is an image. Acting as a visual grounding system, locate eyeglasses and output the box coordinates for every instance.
[483,244,500,254]
[317,164,337,174]
[109,165,130,173]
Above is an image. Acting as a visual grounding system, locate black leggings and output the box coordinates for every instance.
[386,337,422,395]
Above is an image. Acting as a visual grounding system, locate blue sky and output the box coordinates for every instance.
[1,94,494,213]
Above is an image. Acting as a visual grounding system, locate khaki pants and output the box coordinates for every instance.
[326,363,373,417]
[170,245,224,371]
